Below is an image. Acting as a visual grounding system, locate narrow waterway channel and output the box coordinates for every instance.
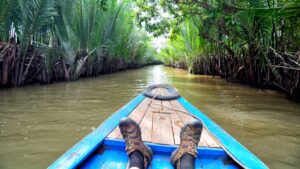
[0,65,299,169]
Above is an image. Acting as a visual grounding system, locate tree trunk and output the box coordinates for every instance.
[19,51,35,85]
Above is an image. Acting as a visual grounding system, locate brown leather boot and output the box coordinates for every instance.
[170,120,203,168]
[119,118,153,169]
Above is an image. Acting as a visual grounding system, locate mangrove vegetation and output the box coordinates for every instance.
[136,0,300,101]
[1,0,300,102]
[0,0,157,86]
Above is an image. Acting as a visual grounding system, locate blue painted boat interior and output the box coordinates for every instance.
[79,138,240,169]
[48,95,145,169]
[48,92,268,169]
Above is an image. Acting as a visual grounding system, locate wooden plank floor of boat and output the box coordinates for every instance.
[107,87,221,148]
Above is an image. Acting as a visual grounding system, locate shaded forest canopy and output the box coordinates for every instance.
[136,0,300,101]
[0,0,300,101]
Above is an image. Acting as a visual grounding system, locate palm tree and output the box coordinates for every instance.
[139,0,300,101]
[1,0,156,85]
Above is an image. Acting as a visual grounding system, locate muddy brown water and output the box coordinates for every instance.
[0,65,299,169]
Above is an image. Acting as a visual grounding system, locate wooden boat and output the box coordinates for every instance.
[48,84,268,169]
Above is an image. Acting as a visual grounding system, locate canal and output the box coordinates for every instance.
[0,65,299,169]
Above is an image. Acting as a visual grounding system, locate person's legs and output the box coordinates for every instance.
[119,118,153,169]
[177,154,195,169]
[129,151,144,169]
[170,120,203,169]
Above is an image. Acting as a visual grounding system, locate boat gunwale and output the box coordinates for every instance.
[48,92,268,169]
[178,97,269,169]
[47,94,145,169]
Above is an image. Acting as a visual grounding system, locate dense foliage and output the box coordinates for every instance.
[0,0,156,86]
[0,0,299,101]
[136,0,300,101]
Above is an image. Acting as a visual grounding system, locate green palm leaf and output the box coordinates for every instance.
[18,0,57,54]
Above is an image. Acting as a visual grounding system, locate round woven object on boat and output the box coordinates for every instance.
[142,84,181,100]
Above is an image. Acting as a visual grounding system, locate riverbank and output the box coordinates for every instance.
[150,1,300,103]
[0,42,161,88]
[165,59,300,103]
[0,0,158,88]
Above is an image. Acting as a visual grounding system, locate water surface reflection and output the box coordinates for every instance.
[0,65,299,169]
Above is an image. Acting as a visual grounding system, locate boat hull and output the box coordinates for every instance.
[79,138,239,169]
[48,88,268,169]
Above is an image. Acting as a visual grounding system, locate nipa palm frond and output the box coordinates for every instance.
[18,0,57,53]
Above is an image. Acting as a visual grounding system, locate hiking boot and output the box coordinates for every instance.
[170,120,203,168]
[119,118,153,169]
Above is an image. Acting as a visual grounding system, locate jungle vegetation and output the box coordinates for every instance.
[0,0,157,86]
[136,0,300,101]
[0,0,299,102]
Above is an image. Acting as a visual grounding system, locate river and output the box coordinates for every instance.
[0,65,299,169]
